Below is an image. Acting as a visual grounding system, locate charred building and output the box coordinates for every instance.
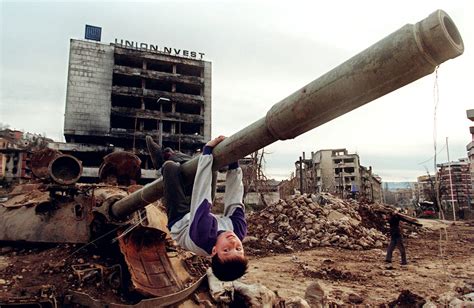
[437,159,472,215]
[295,149,382,203]
[62,39,211,171]
[467,109,474,207]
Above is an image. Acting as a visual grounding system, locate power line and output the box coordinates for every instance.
[417,143,446,165]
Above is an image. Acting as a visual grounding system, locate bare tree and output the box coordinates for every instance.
[241,148,271,207]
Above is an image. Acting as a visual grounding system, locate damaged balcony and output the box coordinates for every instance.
[109,112,204,145]
[114,47,206,72]
[111,86,204,105]
[113,66,204,85]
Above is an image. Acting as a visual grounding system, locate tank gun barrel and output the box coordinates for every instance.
[111,9,463,219]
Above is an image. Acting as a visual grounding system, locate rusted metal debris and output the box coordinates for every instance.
[0,189,93,243]
[117,227,183,297]
[31,148,83,185]
[31,147,61,179]
[72,263,123,288]
[1,285,57,307]
[99,151,141,186]
[49,154,83,185]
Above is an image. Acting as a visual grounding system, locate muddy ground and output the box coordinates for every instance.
[1,219,473,306]
[242,220,474,306]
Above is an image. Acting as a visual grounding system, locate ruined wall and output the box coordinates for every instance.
[202,62,212,141]
[64,39,114,138]
[316,150,336,192]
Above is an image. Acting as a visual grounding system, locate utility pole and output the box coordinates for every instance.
[341,163,345,199]
[338,162,344,199]
[446,137,456,221]
[299,156,304,194]
[302,152,306,193]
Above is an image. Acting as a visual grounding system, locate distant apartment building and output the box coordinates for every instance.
[360,165,383,203]
[415,174,436,203]
[63,38,212,170]
[467,109,474,207]
[0,130,51,183]
[390,188,415,207]
[437,158,472,210]
[295,149,382,203]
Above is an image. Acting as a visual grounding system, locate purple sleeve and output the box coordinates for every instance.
[229,207,247,240]
[203,145,213,155]
[189,199,218,254]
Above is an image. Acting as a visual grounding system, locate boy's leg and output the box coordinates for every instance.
[162,161,191,224]
[146,136,164,169]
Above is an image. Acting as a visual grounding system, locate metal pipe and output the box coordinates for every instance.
[49,154,83,185]
[111,9,464,219]
[446,137,456,221]
[157,97,170,147]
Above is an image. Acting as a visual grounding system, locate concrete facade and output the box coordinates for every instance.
[202,62,212,141]
[64,39,114,137]
[0,130,50,183]
[313,149,362,195]
[63,39,212,172]
[415,174,436,202]
[467,109,474,206]
[0,144,30,182]
[437,159,472,213]
[295,148,382,203]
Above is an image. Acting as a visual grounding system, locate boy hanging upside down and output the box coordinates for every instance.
[160,135,248,281]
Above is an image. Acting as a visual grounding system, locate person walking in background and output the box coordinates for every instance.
[385,211,423,265]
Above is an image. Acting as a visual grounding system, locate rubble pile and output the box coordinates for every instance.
[0,243,124,304]
[245,193,391,255]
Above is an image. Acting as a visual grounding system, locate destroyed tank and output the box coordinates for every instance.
[0,9,464,307]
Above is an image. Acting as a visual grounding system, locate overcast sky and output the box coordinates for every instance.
[1,0,473,182]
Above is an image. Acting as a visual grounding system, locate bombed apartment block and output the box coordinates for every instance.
[295,149,382,203]
[0,130,53,184]
[63,39,211,171]
[437,159,473,217]
[467,109,474,206]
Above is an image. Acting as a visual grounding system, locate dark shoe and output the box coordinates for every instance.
[401,262,408,265]
[168,151,192,164]
[146,136,164,169]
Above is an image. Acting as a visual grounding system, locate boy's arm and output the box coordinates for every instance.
[189,147,214,216]
[223,162,244,214]
[187,136,225,253]
[189,135,225,216]
[224,162,247,239]
[187,146,216,249]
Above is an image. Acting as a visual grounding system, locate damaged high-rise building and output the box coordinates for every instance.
[62,39,211,172]
[295,149,382,203]
[437,159,472,214]
[467,109,474,208]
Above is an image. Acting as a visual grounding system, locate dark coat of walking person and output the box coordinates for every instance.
[385,212,422,265]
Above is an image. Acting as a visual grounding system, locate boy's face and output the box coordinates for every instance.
[212,231,245,260]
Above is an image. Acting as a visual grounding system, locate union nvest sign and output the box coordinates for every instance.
[114,39,205,60]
